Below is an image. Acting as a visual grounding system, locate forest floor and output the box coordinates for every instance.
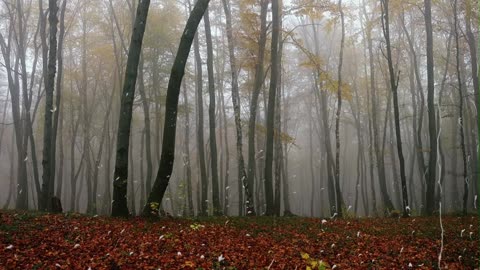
[0,211,478,269]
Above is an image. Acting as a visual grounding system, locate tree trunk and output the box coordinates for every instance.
[40,0,59,211]
[142,0,210,217]
[193,24,208,216]
[247,0,268,214]
[333,0,345,217]
[221,0,255,216]
[203,8,222,215]
[182,83,194,216]
[52,0,67,204]
[453,0,468,215]
[381,0,408,216]
[138,54,153,197]
[423,0,438,216]
[264,0,280,216]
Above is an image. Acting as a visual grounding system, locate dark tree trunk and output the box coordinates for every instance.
[142,0,210,217]
[381,0,408,216]
[401,13,427,207]
[424,0,438,216]
[264,0,280,216]
[40,0,59,212]
[246,0,268,214]
[112,0,150,217]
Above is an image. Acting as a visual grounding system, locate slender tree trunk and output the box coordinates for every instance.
[203,8,221,215]
[138,54,153,198]
[423,0,438,216]
[4,130,15,209]
[111,0,150,217]
[453,0,468,215]
[193,26,208,216]
[219,86,230,215]
[142,0,210,216]
[264,0,280,216]
[333,0,345,217]
[129,132,136,216]
[221,0,255,216]
[52,0,67,203]
[247,0,268,214]
[309,100,315,216]
[381,0,408,216]
[182,83,194,216]
[40,0,59,211]
[435,31,453,206]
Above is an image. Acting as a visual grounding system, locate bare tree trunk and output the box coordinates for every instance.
[219,86,230,215]
[264,0,280,216]
[111,0,150,217]
[423,0,438,216]
[400,12,427,211]
[4,130,15,209]
[435,31,453,206]
[192,26,208,216]
[381,0,408,216]
[52,0,67,203]
[247,0,268,214]
[40,0,59,211]
[333,0,345,217]
[182,83,194,216]
[203,8,221,215]
[129,132,136,216]
[142,0,210,216]
[221,0,255,216]
[453,0,468,215]
[137,54,153,198]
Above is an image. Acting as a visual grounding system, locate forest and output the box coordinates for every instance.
[0,0,479,268]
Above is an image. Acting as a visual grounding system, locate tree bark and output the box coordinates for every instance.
[453,0,468,215]
[138,54,153,197]
[423,0,438,216]
[333,0,345,217]
[192,23,208,216]
[247,0,268,214]
[142,0,210,217]
[112,0,150,217]
[204,8,222,215]
[381,0,408,216]
[221,0,255,216]
[182,83,194,216]
[40,0,59,211]
[264,0,280,216]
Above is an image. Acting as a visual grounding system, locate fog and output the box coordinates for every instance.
[0,0,478,218]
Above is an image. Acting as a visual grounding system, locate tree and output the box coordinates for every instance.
[423,0,437,216]
[204,7,222,215]
[453,0,468,215]
[112,0,151,217]
[192,8,208,216]
[246,0,268,215]
[380,0,408,216]
[264,0,280,216]
[333,0,346,217]
[221,0,255,216]
[40,0,59,212]
[142,0,210,217]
